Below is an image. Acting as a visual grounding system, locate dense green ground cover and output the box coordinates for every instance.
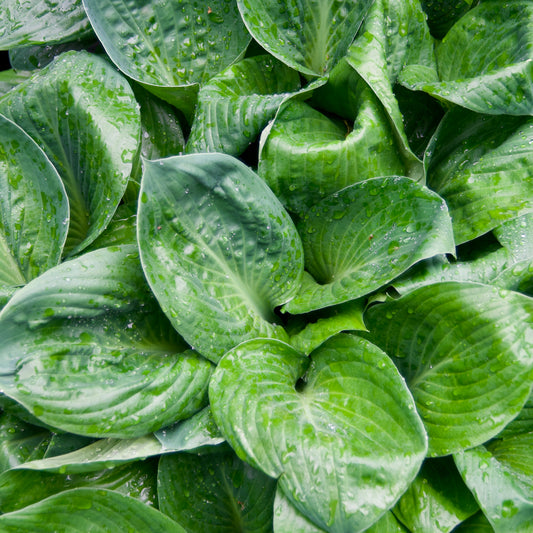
[0,0,532,531]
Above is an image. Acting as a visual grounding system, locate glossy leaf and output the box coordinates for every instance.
[454,434,533,532]
[0,459,158,513]
[453,511,495,533]
[0,245,213,437]
[0,114,68,289]
[0,0,92,50]
[186,54,302,156]
[158,450,277,532]
[0,51,140,256]
[258,89,407,215]
[494,214,533,262]
[83,0,250,120]
[138,153,303,362]
[237,0,373,76]
[284,176,455,314]
[209,334,427,532]
[425,108,533,245]
[0,69,32,96]
[0,488,186,532]
[392,456,479,532]
[365,282,533,456]
[419,0,478,39]
[400,1,533,115]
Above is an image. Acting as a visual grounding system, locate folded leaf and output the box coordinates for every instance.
[138,153,303,362]
[210,334,427,532]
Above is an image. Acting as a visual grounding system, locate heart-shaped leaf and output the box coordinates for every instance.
[0,245,213,437]
[83,0,251,120]
[158,450,277,532]
[138,153,303,363]
[236,0,373,76]
[0,114,68,291]
[209,334,427,532]
[425,108,533,245]
[186,54,303,156]
[0,488,186,532]
[0,51,141,256]
[400,1,533,116]
[365,282,533,456]
[284,176,455,314]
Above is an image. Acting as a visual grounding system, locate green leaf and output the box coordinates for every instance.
[0,114,68,289]
[453,511,495,533]
[346,0,435,173]
[236,0,373,76]
[186,54,303,156]
[258,87,407,215]
[155,407,225,453]
[209,334,427,532]
[497,391,533,439]
[284,176,455,314]
[419,0,478,40]
[494,214,533,262]
[83,0,251,120]
[138,153,303,363]
[0,488,186,532]
[392,456,479,532]
[158,450,277,532]
[425,108,533,245]
[400,1,533,115]
[0,51,141,256]
[0,459,158,513]
[365,282,533,456]
[0,0,92,50]
[0,69,32,96]
[454,434,533,532]
[0,245,213,437]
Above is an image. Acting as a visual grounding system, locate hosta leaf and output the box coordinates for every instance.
[0,245,213,437]
[274,489,408,533]
[494,214,533,262]
[0,459,158,513]
[454,434,533,532]
[0,114,68,289]
[236,0,373,76]
[453,511,495,533]
[155,407,225,452]
[0,51,140,256]
[158,450,277,532]
[209,335,427,533]
[0,69,32,97]
[0,488,186,532]
[284,176,455,314]
[365,282,533,456]
[497,391,533,439]
[83,0,250,120]
[400,1,533,115]
[138,153,303,363]
[419,0,477,39]
[346,0,435,173]
[84,203,137,252]
[258,86,407,215]
[0,0,92,49]
[186,54,303,156]
[392,456,479,532]
[425,108,533,245]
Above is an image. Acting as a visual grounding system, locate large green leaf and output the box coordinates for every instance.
[158,450,277,532]
[258,85,407,215]
[0,51,140,256]
[236,0,373,77]
[186,54,303,156]
[453,511,495,533]
[209,335,427,532]
[0,69,32,97]
[454,434,533,532]
[419,0,478,39]
[0,459,158,513]
[0,245,213,437]
[284,176,455,314]
[392,456,479,532]
[0,114,68,290]
[425,108,533,245]
[400,1,533,115]
[83,0,250,120]
[138,153,303,363]
[0,0,92,50]
[346,0,435,173]
[0,488,186,532]
[494,214,533,262]
[365,282,533,456]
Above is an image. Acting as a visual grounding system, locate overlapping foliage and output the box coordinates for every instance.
[0,0,532,531]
